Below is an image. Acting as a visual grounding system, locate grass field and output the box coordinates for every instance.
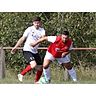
[0,77,96,84]
[0,69,96,84]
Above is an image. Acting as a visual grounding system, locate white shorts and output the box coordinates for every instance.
[44,51,71,64]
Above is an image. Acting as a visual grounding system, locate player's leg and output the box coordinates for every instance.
[18,51,37,82]
[63,62,77,82]
[57,54,77,82]
[42,51,55,83]
[43,58,51,83]
[33,53,43,83]
[34,66,43,83]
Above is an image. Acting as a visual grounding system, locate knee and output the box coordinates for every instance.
[42,59,50,69]
[43,64,49,69]
[36,65,43,71]
[64,62,73,70]
[30,61,37,68]
[67,66,72,70]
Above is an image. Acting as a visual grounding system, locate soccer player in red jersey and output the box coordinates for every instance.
[31,31,77,83]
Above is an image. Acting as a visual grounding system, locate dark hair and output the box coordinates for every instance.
[33,17,41,22]
[62,31,69,36]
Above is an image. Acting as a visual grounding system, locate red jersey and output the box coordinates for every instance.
[47,36,72,58]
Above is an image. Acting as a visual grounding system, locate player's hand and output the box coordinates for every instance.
[61,52,67,58]
[30,42,37,47]
[61,51,69,58]
[11,47,17,54]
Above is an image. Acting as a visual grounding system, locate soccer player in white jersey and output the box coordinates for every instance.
[31,31,77,83]
[11,17,45,83]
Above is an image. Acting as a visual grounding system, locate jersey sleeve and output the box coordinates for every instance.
[23,27,31,38]
[47,36,56,43]
[41,28,45,36]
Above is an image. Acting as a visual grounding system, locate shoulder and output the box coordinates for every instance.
[56,35,62,41]
[67,38,73,44]
[39,27,45,31]
[25,26,33,31]
[23,26,33,35]
[39,27,45,36]
[24,26,34,33]
[27,26,34,30]
[68,38,73,42]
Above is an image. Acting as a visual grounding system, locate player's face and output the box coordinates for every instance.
[61,34,68,42]
[33,21,41,29]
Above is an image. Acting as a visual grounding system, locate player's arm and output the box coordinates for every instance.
[11,36,26,54]
[30,36,48,47]
[61,42,73,57]
[61,51,71,57]
[41,34,46,38]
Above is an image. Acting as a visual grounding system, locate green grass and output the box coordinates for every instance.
[0,69,96,84]
[1,77,96,84]
[0,69,35,84]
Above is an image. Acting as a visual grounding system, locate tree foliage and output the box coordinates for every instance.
[0,12,96,71]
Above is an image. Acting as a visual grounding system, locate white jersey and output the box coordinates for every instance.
[23,26,45,53]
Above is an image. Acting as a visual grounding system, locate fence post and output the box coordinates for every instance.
[0,47,5,79]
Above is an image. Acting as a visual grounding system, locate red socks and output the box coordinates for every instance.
[21,65,32,75]
[20,65,43,83]
[34,69,43,82]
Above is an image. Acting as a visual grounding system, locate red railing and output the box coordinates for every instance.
[2,47,96,50]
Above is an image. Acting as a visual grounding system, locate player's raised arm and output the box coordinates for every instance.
[11,36,26,54]
[30,36,48,47]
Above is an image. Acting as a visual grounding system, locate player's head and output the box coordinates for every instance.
[33,17,42,29]
[61,31,69,42]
